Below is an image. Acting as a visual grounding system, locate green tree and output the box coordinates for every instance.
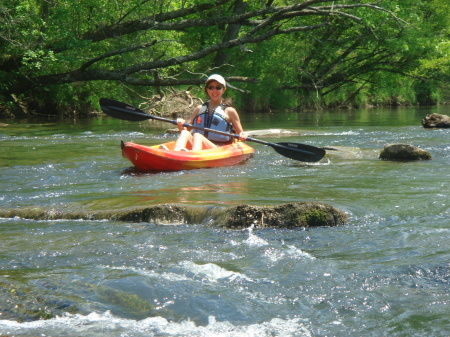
[409,0,450,104]
[238,0,450,109]
[1,0,445,117]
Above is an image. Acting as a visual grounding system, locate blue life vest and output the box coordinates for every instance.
[192,101,233,143]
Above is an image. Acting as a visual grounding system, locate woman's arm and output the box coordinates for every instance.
[226,107,247,141]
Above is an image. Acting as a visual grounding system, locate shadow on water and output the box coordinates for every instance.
[121,166,158,176]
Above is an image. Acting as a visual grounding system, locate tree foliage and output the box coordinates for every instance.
[1,0,449,117]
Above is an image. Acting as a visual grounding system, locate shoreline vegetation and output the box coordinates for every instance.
[1,1,450,120]
[2,88,449,121]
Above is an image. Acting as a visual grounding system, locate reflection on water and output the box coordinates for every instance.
[133,182,250,205]
[241,105,431,128]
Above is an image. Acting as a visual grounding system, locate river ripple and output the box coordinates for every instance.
[0,107,449,336]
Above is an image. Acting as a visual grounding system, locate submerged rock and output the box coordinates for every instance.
[0,202,347,228]
[379,143,432,161]
[247,129,301,138]
[165,128,301,137]
[0,279,79,321]
[323,146,379,160]
[422,113,450,128]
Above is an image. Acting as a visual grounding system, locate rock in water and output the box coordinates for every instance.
[0,202,348,228]
[422,113,450,128]
[379,143,432,161]
[216,202,348,228]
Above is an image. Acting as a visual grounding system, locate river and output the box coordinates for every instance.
[0,106,449,336]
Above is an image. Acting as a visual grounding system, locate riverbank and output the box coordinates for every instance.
[2,88,449,120]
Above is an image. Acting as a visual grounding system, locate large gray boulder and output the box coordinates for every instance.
[379,143,432,161]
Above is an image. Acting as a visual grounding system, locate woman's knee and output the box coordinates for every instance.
[192,133,204,142]
[179,130,191,138]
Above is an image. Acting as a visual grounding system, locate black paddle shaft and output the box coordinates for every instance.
[100,98,326,162]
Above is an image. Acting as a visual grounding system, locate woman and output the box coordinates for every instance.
[168,74,248,151]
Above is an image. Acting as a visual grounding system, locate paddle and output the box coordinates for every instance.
[100,98,326,162]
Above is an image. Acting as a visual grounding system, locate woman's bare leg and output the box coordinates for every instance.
[174,130,193,151]
[192,133,217,151]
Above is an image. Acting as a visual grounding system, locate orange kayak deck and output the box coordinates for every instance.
[121,141,254,171]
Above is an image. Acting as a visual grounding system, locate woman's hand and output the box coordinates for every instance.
[238,131,248,141]
[176,118,186,131]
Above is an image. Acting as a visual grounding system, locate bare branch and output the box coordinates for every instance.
[79,40,158,71]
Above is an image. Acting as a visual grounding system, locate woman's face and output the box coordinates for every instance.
[206,80,225,100]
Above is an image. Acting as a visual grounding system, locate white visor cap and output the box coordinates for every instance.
[205,74,226,88]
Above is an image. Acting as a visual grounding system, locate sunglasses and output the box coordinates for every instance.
[207,85,223,90]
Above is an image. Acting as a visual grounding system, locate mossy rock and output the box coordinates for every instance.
[216,202,347,229]
[379,143,432,161]
[0,202,348,229]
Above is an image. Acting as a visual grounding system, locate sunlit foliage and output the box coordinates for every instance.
[1,0,449,117]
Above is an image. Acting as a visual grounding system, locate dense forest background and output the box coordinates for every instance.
[1,0,450,118]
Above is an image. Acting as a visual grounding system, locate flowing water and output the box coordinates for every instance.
[0,106,449,336]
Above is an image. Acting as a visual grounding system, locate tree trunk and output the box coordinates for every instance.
[213,0,248,67]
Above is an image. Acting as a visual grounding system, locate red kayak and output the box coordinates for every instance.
[121,141,254,171]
